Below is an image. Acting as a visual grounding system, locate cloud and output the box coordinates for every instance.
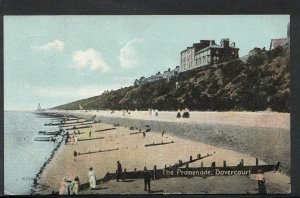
[119,38,144,69]
[72,49,109,72]
[37,39,65,52]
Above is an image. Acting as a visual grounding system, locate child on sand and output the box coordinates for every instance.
[59,178,67,195]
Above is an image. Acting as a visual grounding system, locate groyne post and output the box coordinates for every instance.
[211,162,216,168]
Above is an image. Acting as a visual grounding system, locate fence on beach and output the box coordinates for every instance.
[73,158,280,193]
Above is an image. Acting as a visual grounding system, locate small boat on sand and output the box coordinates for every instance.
[44,122,61,126]
[38,130,62,136]
[34,136,57,142]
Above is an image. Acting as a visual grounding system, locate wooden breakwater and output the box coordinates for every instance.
[64,112,290,174]
[51,160,280,194]
[39,111,290,174]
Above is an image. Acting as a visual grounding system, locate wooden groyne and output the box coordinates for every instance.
[48,160,280,194]
[78,148,119,155]
[145,141,175,147]
[77,137,104,142]
[94,128,116,132]
[65,125,92,130]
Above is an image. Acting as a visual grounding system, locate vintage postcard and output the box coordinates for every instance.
[4,15,290,195]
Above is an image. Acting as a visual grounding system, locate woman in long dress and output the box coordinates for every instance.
[88,167,96,189]
[72,176,80,195]
[58,178,67,195]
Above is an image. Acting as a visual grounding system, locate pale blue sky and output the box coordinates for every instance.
[4,15,290,110]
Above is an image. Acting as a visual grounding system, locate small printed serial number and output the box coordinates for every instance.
[22,177,35,181]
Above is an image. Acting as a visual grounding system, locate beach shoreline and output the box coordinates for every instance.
[34,110,290,195]
[51,110,290,173]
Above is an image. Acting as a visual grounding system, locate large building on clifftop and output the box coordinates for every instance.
[179,38,239,72]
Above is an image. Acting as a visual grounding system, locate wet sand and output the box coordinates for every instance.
[34,112,290,194]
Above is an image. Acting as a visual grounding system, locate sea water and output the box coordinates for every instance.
[4,111,61,195]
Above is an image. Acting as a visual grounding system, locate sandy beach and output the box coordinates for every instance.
[57,110,291,172]
[34,110,290,195]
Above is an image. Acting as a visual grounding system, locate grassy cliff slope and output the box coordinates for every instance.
[53,47,290,112]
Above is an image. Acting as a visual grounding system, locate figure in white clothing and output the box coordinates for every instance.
[88,167,96,189]
[74,136,78,144]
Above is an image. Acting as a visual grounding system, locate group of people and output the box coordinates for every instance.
[68,136,78,144]
[64,131,78,145]
[122,109,131,116]
[85,161,154,193]
[60,161,267,194]
[59,176,80,195]
[64,135,78,145]
[148,108,159,117]
[176,108,190,118]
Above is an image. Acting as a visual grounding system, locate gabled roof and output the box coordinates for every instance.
[195,43,239,54]
[270,38,290,49]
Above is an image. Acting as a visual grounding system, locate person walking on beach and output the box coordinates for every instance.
[151,108,155,117]
[162,130,165,137]
[72,176,80,195]
[71,136,75,144]
[73,150,78,162]
[65,179,73,195]
[59,178,67,195]
[88,167,96,189]
[143,167,152,192]
[256,169,267,194]
[68,137,72,144]
[64,137,68,145]
[116,161,123,182]
[89,130,92,139]
[74,136,78,144]
[176,109,181,118]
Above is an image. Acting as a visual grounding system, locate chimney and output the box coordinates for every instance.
[221,38,230,48]
[210,40,215,46]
